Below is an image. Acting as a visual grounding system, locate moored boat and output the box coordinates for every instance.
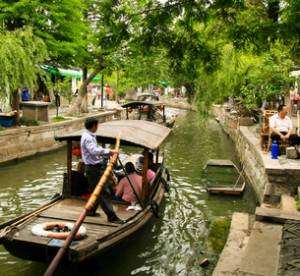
[203,159,246,195]
[122,101,177,128]
[137,93,159,101]
[0,120,171,268]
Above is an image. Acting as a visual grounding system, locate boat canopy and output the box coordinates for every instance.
[122,101,164,109]
[137,93,159,101]
[55,120,171,150]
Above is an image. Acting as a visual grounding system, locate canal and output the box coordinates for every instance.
[0,109,257,275]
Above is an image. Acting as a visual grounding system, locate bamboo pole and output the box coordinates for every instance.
[44,133,121,276]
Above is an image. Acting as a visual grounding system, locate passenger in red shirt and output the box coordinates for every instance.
[135,156,155,183]
[115,162,142,204]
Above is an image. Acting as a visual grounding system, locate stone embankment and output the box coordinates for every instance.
[212,105,300,204]
[0,98,192,165]
[212,105,300,276]
[162,97,194,110]
[0,109,117,165]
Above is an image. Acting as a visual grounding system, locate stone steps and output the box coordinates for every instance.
[212,212,250,275]
[213,197,299,276]
[238,221,282,276]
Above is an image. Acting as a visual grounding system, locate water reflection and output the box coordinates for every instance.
[0,109,256,275]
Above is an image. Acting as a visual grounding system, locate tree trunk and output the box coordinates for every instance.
[65,64,104,116]
[12,89,20,126]
[268,0,280,22]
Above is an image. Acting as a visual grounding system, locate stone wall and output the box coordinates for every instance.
[0,111,116,165]
[213,105,300,204]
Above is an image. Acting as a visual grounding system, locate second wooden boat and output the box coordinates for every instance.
[203,159,246,195]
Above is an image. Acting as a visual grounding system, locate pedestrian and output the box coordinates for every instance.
[91,86,97,106]
[80,117,124,224]
[289,85,298,116]
[105,85,111,100]
[181,85,186,98]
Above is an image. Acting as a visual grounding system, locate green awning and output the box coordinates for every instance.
[38,64,101,81]
[159,81,168,87]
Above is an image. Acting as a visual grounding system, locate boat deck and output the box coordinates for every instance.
[4,197,142,263]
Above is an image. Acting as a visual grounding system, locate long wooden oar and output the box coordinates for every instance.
[44,133,121,276]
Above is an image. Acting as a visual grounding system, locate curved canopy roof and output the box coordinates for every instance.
[137,93,159,101]
[122,101,164,108]
[55,120,171,150]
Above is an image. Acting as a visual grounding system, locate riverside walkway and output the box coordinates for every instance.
[213,110,300,276]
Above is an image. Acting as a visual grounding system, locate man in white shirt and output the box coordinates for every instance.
[80,117,124,224]
[269,105,299,146]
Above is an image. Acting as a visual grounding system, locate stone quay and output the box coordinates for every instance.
[212,105,300,276]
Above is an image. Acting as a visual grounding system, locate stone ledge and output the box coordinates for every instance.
[280,194,297,212]
[255,206,300,223]
[212,212,250,276]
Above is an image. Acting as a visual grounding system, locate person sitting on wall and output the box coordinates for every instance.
[269,104,299,148]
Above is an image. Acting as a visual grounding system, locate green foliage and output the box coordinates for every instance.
[1,0,300,113]
[49,77,73,103]
[20,117,39,126]
[205,218,231,253]
[0,0,86,67]
[194,43,295,111]
[51,116,71,123]
[0,27,48,100]
[236,46,294,107]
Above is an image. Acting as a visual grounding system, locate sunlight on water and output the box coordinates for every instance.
[0,109,257,276]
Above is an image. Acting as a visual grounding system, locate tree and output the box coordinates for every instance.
[0,27,48,123]
[0,0,86,67]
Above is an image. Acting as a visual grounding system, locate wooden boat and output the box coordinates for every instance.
[203,159,246,195]
[122,101,177,128]
[137,93,159,101]
[0,120,171,266]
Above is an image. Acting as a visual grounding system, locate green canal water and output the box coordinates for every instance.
[0,109,257,275]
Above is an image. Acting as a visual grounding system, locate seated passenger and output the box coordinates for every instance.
[114,162,142,204]
[135,155,155,183]
[71,162,91,197]
[148,152,161,172]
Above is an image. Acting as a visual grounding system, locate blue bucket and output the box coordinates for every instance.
[0,116,14,127]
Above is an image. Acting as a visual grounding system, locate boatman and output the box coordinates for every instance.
[80,117,124,224]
